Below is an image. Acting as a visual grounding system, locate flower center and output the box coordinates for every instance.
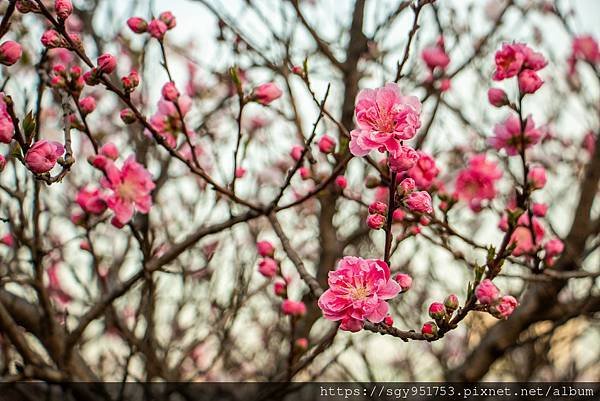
[117,181,137,201]
[350,286,369,300]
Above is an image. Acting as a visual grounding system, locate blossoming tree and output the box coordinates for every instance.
[0,0,598,389]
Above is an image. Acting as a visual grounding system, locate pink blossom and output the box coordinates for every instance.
[405,191,432,214]
[389,145,418,172]
[487,88,508,107]
[24,140,64,174]
[407,151,439,189]
[162,82,180,101]
[571,35,600,65]
[0,41,22,66]
[349,83,421,157]
[528,166,547,189]
[253,83,282,105]
[76,187,107,215]
[475,279,500,305]
[299,166,311,180]
[394,273,412,291]
[41,29,65,49]
[148,19,168,40]
[148,97,192,147]
[318,134,336,153]
[318,256,401,332]
[544,238,564,258]
[493,43,546,81]
[454,154,502,211]
[100,156,155,225]
[490,114,541,156]
[100,142,119,160]
[518,69,543,94]
[256,240,275,257]
[392,209,405,222]
[54,0,73,20]
[366,213,386,230]
[273,281,286,296]
[0,97,14,143]
[492,295,518,319]
[282,300,306,316]
[532,202,548,217]
[0,154,5,171]
[235,167,246,178]
[421,45,450,70]
[510,215,545,256]
[97,53,116,74]
[79,96,96,115]
[1,233,14,247]
[335,175,347,189]
[127,17,148,33]
[258,257,278,278]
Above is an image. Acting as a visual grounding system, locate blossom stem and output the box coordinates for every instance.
[384,170,397,264]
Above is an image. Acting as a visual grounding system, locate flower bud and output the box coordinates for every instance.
[405,191,433,214]
[518,69,543,94]
[54,0,73,20]
[97,53,116,74]
[83,69,100,86]
[253,83,282,105]
[389,146,418,172]
[78,96,96,115]
[366,213,386,230]
[256,240,275,257]
[299,166,311,180]
[273,281,286,297]
[99,142,119,160]
[0,41,22,66]
[428,302,446,320]
[444,294,459,313]
[158,11,177,29]
[528,166,547,190]
[122,70,140,93]
[532,202,548,217]
[487,88,508,107]
[335,175,347,189]
[41,29,65,49]
[421,321,438,340]
[162,82,180,101]
[397,177,416,196]
[368,201,388,216]
[318,134,335,154]
[475,279,500,305]
[294,337,308,350]
[392,209,405,222]
[148,19,167,40]
[282,300,306,317]
[127,17,148,34]
[120,108,136,124]
[290,145,303,161]
[258,257,278,278]
[489,295,518,319]
[394,273,412,292]
[383,315,394,326]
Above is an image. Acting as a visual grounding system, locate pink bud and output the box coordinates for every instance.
[235,167,246,178]
[487,88,508,107]
[253,83,282,105]
[544,238,564,257]
[290,145,303,161]
[368,201,387,215]
[444,294,459,312]
[428,302,446,320]
[335,175,347,189]
[518,69,543,94]
[273,281,286,297]
[299,166,311,180]
[1,233,15,247]
[366,213,386,230]
[490,295,518,319]
[54,0,73,20]
[294,337,308,350]
[405,191,433,214]
[421,321,438,339]
[127,17,148,34]
[291,65,304,75]
[532,203,548,217]
[158,11,177,29]
[78,96,96,115]
[41,30,65,49]
[83,69,100,86]
[475,279,500,305]
[528,166,547,189]
[0,41,22,66]
[99,142,119,160]
[398,177,416,195]
[258,257,278,278]
[79,240,91,251]
[282,300,306,316]
[148,19,167,40]
[318,134,336,153]
[162,82,180,101]
[389,146,418,172]
[394,273,412,291]
[392,209,405,222]
[122,70,140,92]
[120,108,136,124]
[97,53,116,74]
[256,240,275,257]
[383,315,394,326]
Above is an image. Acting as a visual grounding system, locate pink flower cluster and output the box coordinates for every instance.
[349,83,421,157]
[490,114,542,156]
[148,92,193,148]
[475,279,518,319]
[127,12,176,40]
[568,35,599,74]
[318,256,401,332]
[421,37,451,92]
[84,153,155,227]
[454,154,502,211]
[493,43,546,91]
